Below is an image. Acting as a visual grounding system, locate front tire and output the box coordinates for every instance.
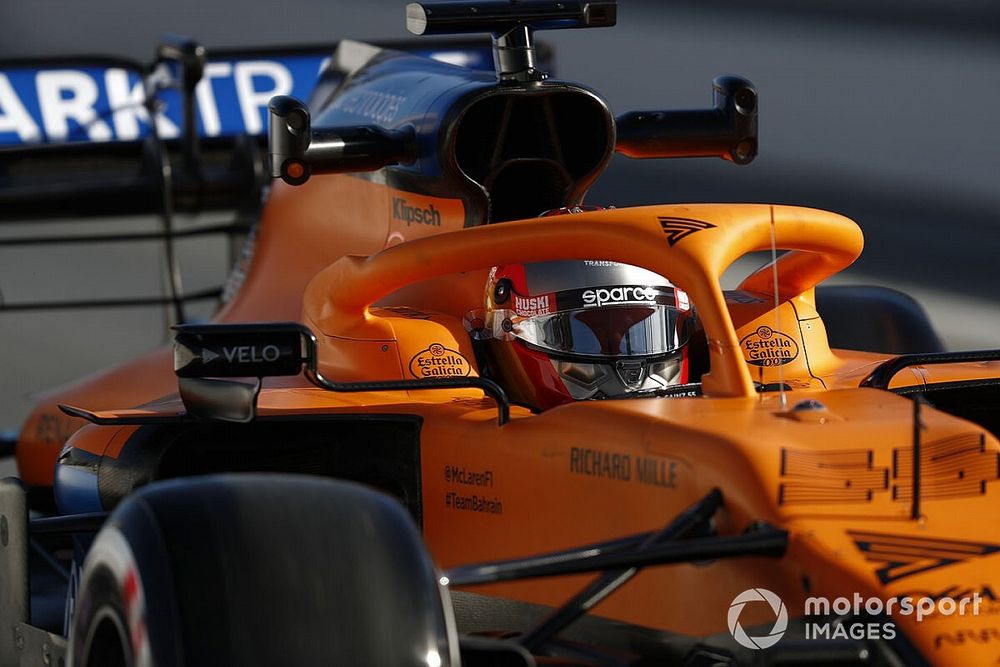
[69,474,458,667]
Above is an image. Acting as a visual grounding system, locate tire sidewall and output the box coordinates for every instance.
[69,528,148,667]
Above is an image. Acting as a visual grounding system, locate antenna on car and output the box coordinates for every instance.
[405,1,617,83]
[769,209,788,410]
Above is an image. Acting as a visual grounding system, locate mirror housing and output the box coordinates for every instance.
[615,75,758,165]
[268,96,415,186]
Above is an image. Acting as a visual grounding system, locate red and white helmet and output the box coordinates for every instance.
[479,259,694,410]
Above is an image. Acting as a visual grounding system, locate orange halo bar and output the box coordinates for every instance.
[302,202,864,399]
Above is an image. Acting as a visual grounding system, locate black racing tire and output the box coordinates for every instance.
[72,565,132,667]
[69,474,458,667]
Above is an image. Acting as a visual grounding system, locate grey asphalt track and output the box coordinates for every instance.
[1,0,998,437]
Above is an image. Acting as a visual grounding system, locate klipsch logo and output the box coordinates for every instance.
[392,197,441,226]
[740,326,799,367]
[658,216,716,246]
[409,343,472,378]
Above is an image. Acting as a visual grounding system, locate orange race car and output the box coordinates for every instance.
[2,2,1000,666]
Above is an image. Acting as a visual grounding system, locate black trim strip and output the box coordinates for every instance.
[892,378,1000,396]
[860,350,1000,389]
[29,512,108,535]
[297,324,511,425]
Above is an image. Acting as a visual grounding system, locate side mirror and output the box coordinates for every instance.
[268,96,415,186]
[615,75,758,165]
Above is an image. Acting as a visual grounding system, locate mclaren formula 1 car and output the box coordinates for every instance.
[2,2,1000,666]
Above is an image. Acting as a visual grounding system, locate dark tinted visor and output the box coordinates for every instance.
[513,304,690,358]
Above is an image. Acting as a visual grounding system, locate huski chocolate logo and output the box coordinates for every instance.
[513,294,553,317]
[740,326,799,367]
[409,343,472,378]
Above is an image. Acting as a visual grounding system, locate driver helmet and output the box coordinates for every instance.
[479,259,694,410]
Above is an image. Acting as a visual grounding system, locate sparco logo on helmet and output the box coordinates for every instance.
[582,286,657,308]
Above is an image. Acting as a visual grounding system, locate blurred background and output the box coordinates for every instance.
[1,0,998,434]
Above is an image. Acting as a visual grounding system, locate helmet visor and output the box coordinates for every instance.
[512,303,690,359]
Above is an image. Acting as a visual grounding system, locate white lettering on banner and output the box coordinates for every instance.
[36,70,112,141]
[104,68,145,140]
[234,61,292,134]
[0,74,40,142]
[195,62,232,137]
[0,57,318,145]
[106,68,179,140]
[138,64,180,139]
[222,345,281,364]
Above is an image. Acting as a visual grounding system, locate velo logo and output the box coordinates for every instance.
[728,588,788,649]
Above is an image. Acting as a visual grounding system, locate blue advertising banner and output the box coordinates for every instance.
[0,45,496,146]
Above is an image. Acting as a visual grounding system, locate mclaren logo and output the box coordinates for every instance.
[658,217,716,246]
[848,531,1000,584]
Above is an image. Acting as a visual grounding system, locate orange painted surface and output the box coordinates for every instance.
[72,378,1000,664]
[383,187,467,247]
[302,203,864,396]
[15,173,467,485]
[23,192,1000,664]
